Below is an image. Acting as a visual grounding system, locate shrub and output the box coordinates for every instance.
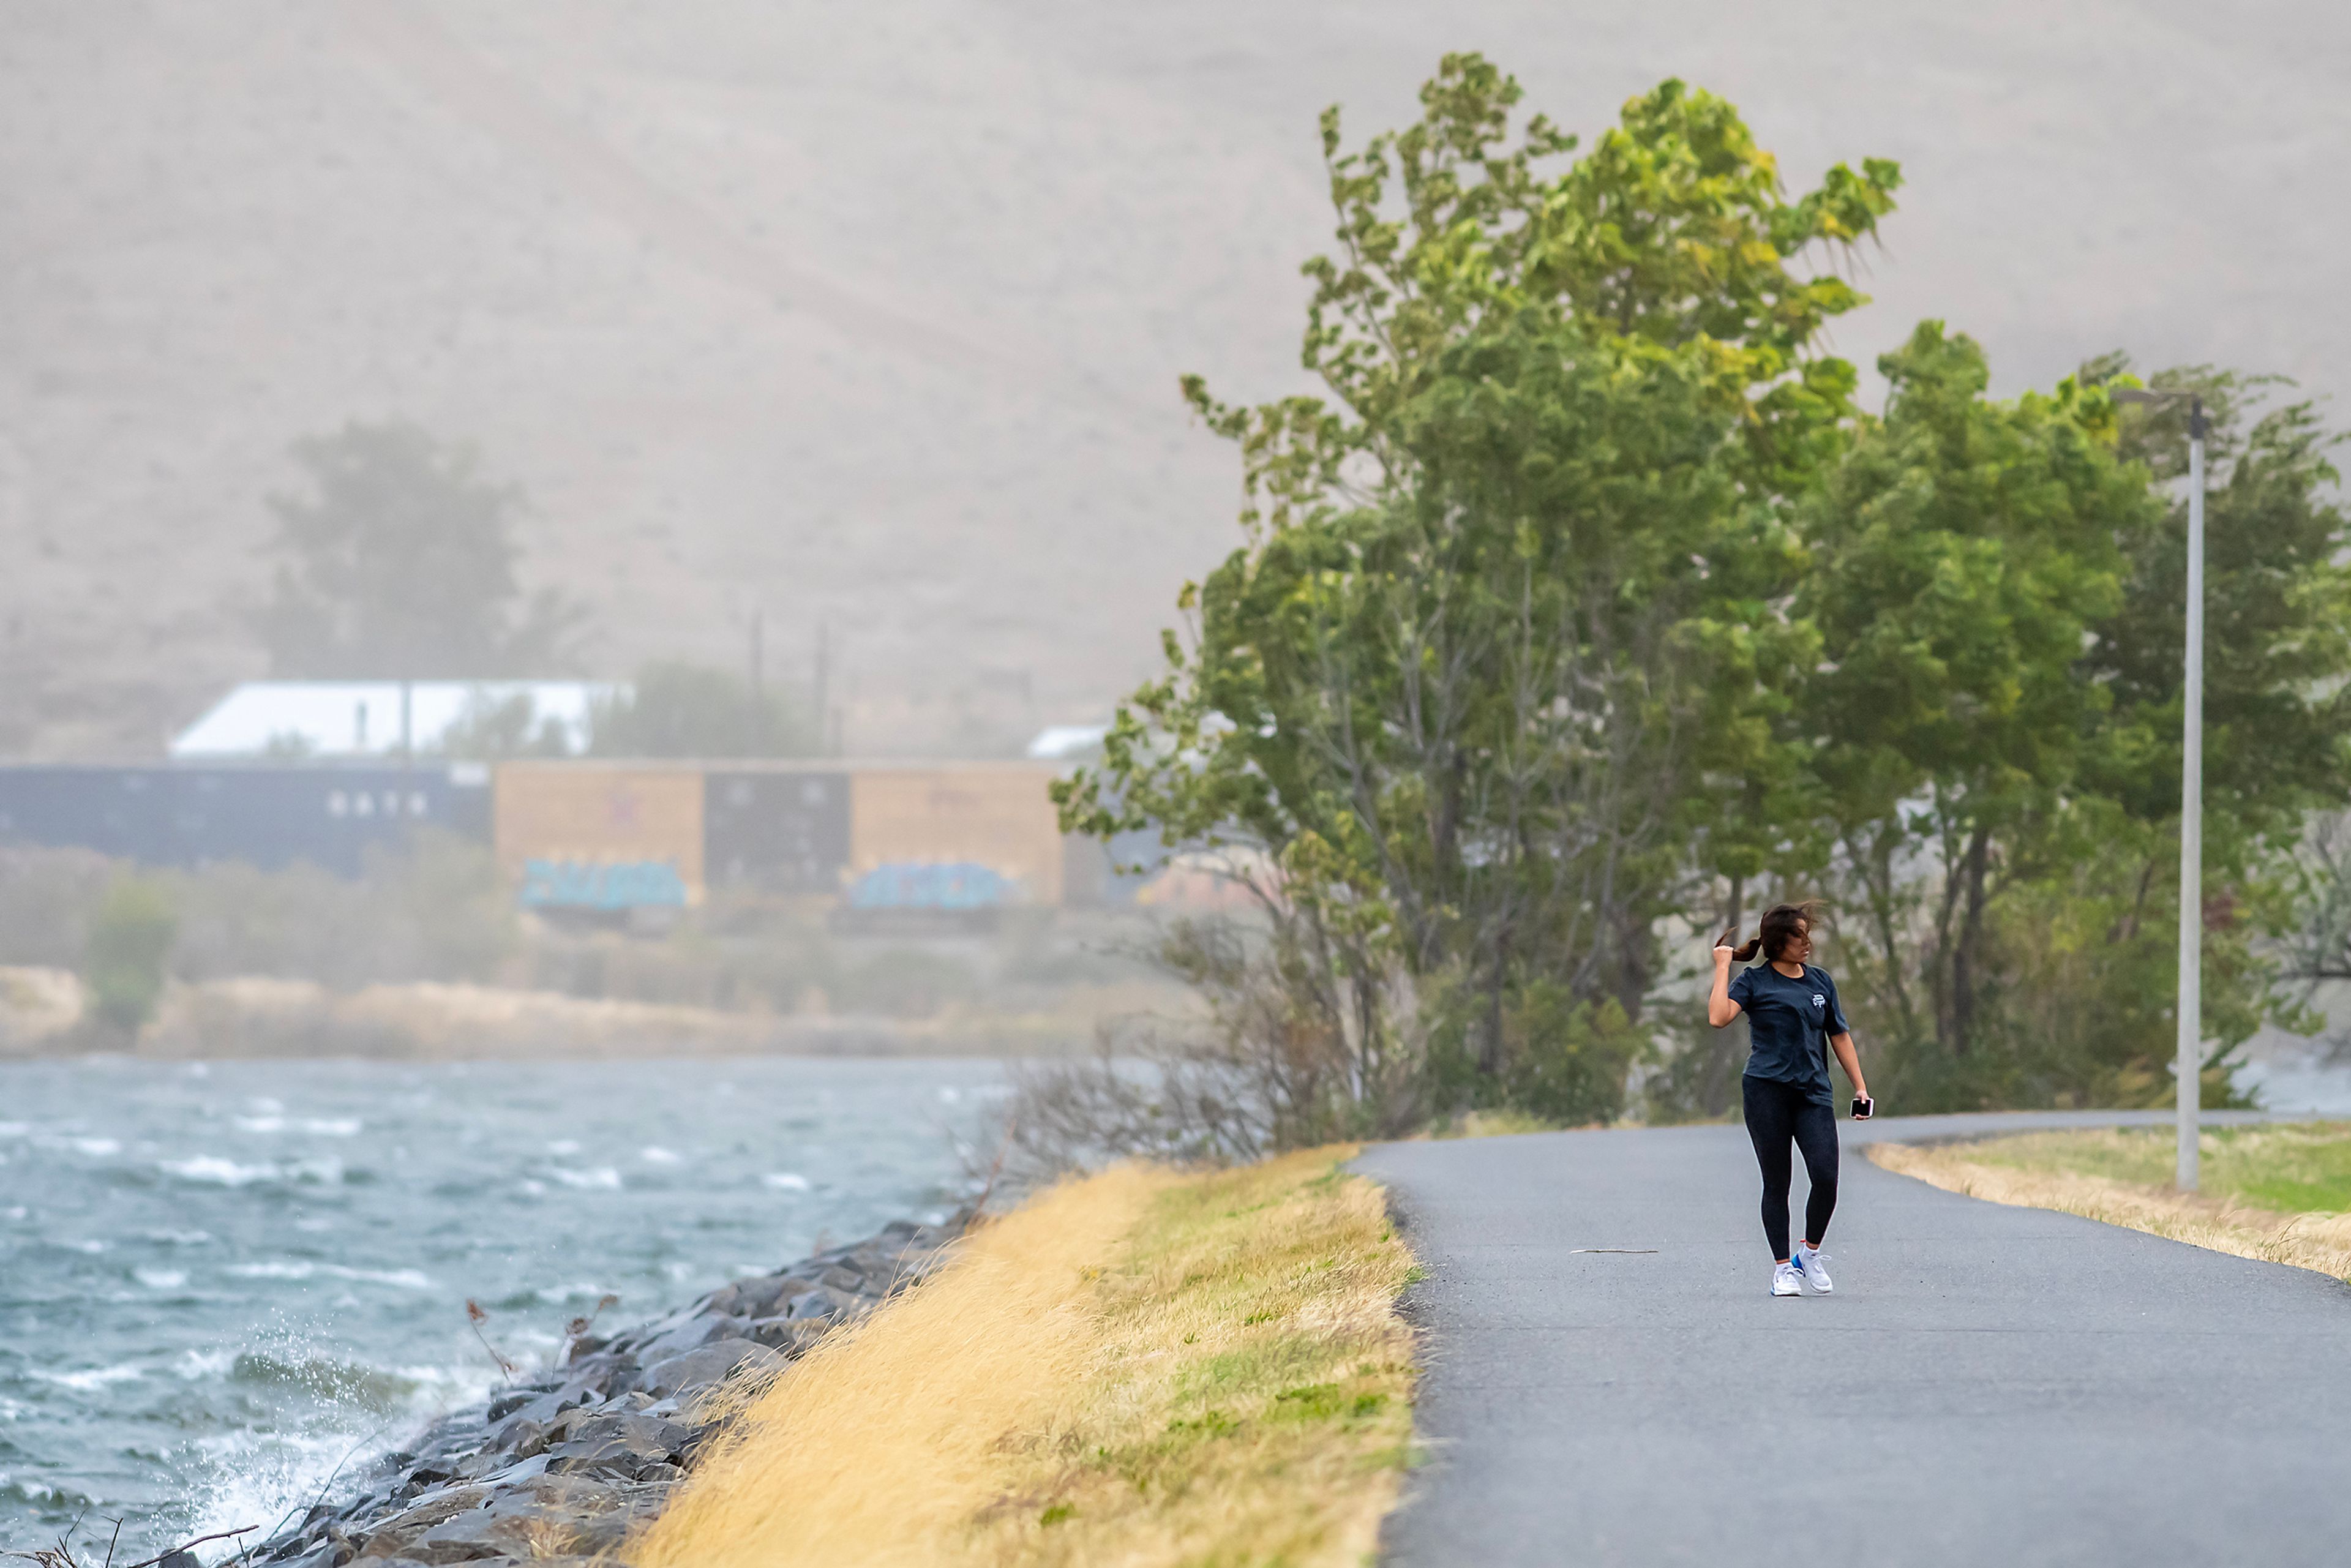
[84,876,178,1031]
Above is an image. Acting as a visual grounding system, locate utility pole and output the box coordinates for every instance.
[813,621,830,757]
[2175,394,2207,1192]
[399,677,414,836]
[2113,384,2208,1191]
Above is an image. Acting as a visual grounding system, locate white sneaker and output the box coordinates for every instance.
[1771,1260,1802,1297]
[1794,1242,1834,1295]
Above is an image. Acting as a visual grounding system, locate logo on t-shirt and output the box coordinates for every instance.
[1812,994,1824,1008]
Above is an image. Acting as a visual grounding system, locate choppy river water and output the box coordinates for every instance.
[0,1056,1002,1560]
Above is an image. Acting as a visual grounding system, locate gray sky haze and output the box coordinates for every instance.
[2,0,2340,756]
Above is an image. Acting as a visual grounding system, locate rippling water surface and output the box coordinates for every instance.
[0,1056,1002,1559]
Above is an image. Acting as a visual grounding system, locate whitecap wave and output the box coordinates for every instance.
[546,1138,582,1155]
[178,1348,236,1380]
[71,1137,121,1157]
[547,1166,621,1190]
[136,1267,189,1290]
[238,1116,362,1138]
[226,1262,435,1291]
[162,1155,280,1187]
[32,1363,144,1392]
[183,1425,369,1562]
[160,1155,344,1187]
[533,1281,619,1305]
[763,1171,811,1191]
[639,1146,684,1165]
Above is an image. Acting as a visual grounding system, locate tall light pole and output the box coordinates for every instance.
[2112,384,2208,1191]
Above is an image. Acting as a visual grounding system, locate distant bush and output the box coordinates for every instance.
[253,420,586,677]
[84,875,178,1031]
[590,661,813,758]
[0,846,114,969]
[168,830,517,988]
[836,947,983,1018]
[0,841,1169,1031]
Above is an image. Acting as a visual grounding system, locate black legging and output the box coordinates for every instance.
[1742,1075,1838,1261]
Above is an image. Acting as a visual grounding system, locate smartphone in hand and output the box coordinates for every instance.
[1851,1096,1874,1120]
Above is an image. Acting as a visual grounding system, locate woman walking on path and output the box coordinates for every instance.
[1709,902,1872,1297]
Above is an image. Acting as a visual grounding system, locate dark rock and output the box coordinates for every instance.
[744,1315,829,1354]
[464,1454,551,1490]
[158,1554,201,1568]
[631,1313,739,1365]
[266,1545,352,1568]
[700,1275,784,1319]
[542,1411,691,1482]
[787,1285,853,1321]
[634,1340,781,1400]
[407,1504,587,1564]
[243,1212,964,1568]
[484,1390,536,1422]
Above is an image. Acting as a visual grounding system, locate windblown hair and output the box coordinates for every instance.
[1717,901,1823,964]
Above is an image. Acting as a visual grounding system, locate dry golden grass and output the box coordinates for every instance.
[1427,1108,1563,1139]
[631,1148,1418,1568]
[1870,1136,2351,1283]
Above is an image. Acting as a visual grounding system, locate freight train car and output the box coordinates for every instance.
[0,757,1079,915]
[844,764,1065,912]
[492,762,705,912]
[0,763,487,877]
[703,765,850,894]
[487,759,1068,913]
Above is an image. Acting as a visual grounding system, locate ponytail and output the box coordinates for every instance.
[1714,900,1823,965]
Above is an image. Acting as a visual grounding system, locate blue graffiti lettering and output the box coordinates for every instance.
[519,858,689,910]
[846,861,1017,911]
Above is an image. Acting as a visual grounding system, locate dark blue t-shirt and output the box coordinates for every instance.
[1729,962,1848,1104]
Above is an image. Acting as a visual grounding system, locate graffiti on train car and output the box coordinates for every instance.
[846,861,1018,911]
[518,858,691,910]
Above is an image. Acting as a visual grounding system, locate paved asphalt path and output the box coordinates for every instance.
[1356,1111,2351,1566]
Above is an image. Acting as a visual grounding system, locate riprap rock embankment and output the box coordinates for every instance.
[249,1215,964,1567]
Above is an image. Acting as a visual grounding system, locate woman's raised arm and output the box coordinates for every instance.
[1708,939,1743,1028]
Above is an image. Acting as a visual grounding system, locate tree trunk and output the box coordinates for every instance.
[1949,823,1992,1059]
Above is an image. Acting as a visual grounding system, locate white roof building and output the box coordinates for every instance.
[1025,723,1110,760]
[170,681,620,760]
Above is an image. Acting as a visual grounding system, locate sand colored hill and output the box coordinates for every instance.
[2,0,2344,758]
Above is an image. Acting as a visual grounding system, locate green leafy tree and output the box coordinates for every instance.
[255,421,585,677]
[590,661,814,758]
[1727,343,2351,1114]
[1052,58,1898,1146]
[435,690,578,760]
[84,874,177,1032]
[2087,362,2351,847]
[1796,324,2150,1073]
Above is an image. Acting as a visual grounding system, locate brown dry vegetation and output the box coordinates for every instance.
[1870,1131,2351,1283]
[632,1149,1417,1568]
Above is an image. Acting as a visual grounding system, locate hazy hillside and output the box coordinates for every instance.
[2,0,2343,758]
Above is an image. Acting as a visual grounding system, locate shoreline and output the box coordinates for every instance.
[237,1215,968,1568]
[0,968,1149,1059]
